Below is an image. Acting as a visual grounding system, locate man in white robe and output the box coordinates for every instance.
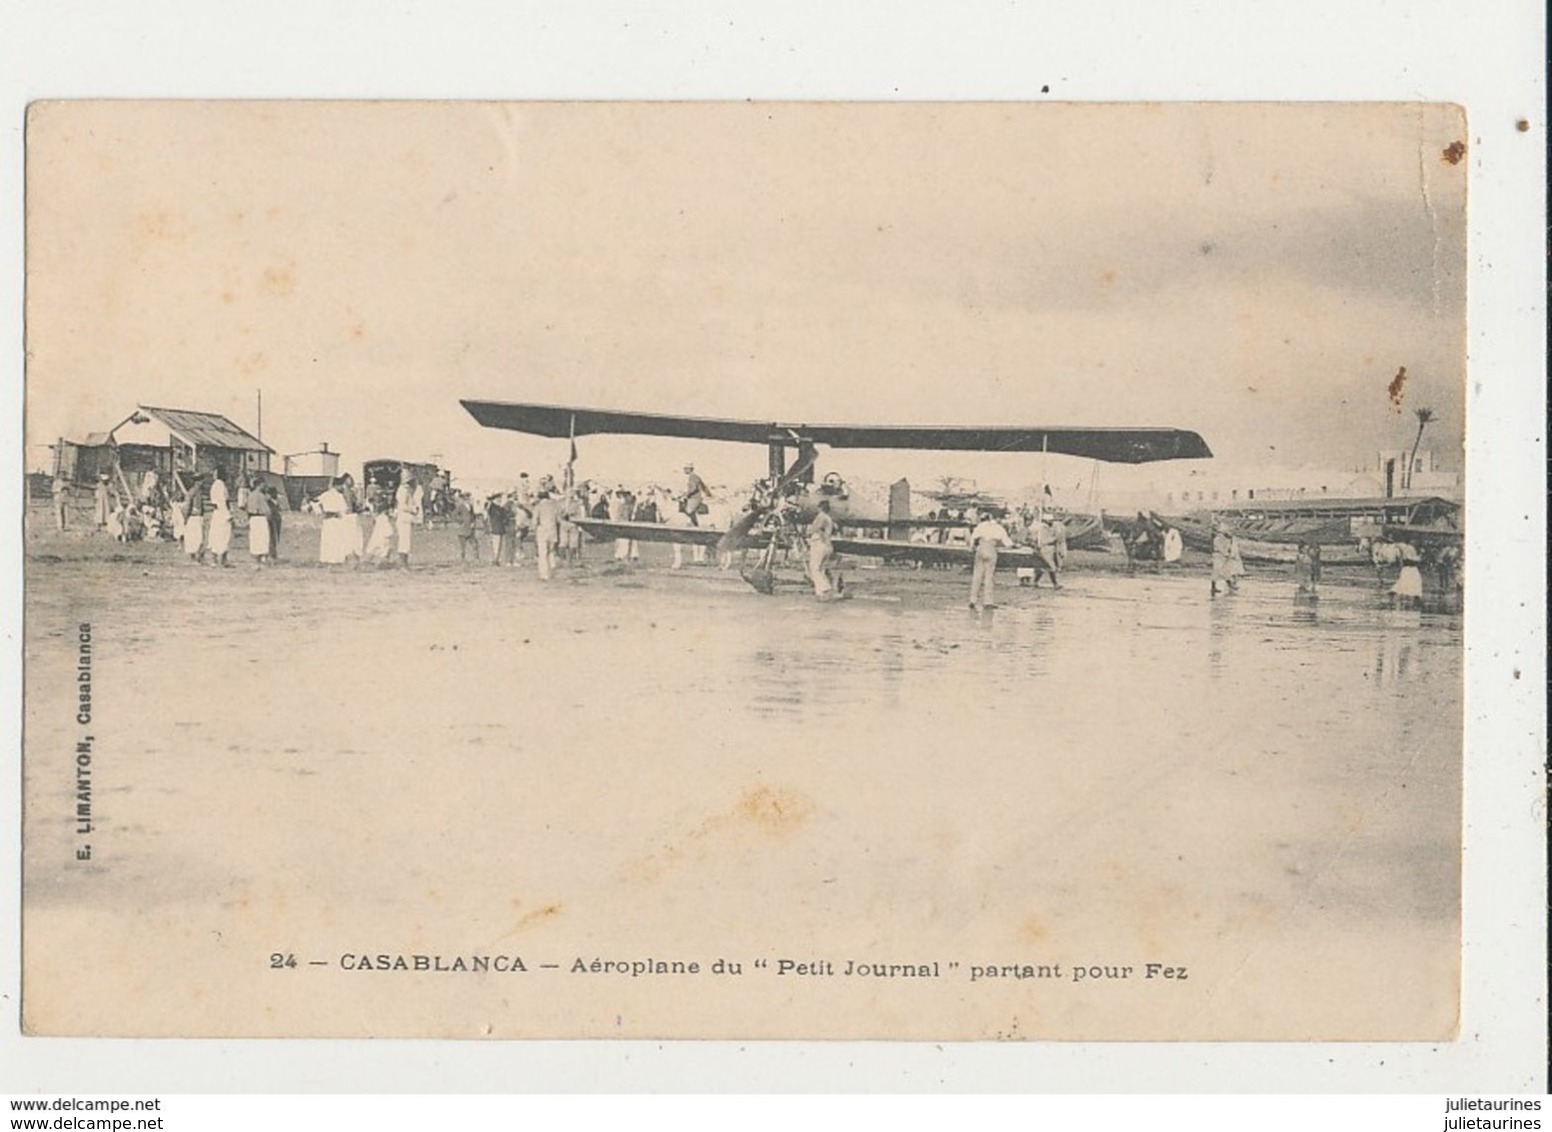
[318,480,350,565]
[206,471,233,566]
[394,472,422,566]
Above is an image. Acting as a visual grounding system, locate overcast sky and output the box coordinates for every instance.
[26,101,1466,490]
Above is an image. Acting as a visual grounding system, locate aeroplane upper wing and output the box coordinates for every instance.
[462,402,776,446]
[460,400,1212,463]
[788,424,1210,462]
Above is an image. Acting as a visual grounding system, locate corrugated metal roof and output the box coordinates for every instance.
[138,405,273,453]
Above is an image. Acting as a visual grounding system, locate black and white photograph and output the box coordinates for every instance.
[17,100,1479,1043]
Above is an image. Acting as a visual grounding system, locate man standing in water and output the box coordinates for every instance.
[1211,521,1246,596]
[806,498,841,599]
[968,510,1016,611]
[1294,541,1321,598]
[1031,512,1061,588]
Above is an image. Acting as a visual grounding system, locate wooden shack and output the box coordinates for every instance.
[53,405,274,496]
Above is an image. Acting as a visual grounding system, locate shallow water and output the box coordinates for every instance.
[22,526,1462,1038]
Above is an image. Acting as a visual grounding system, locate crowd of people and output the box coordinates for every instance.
[960,507,1069,611]
[41,460,1460,611]
[50,466,286,567]
[449,473,576,579]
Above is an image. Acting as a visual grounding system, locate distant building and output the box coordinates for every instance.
[51,405,274,489]
[274,445,341,510]
[1374,448,1459,498]
[1093,450,1460,515]
[283,444,341,479]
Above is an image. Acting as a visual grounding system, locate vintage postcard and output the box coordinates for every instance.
[21,101,1466,1040]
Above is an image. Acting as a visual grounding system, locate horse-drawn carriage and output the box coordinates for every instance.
[362,459,454,524]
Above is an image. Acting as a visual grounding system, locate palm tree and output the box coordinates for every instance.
[1405,407,1436,490]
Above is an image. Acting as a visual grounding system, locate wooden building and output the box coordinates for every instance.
[53,405,274,491]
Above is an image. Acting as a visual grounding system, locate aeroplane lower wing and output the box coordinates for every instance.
[461,400,1212,463]
[573,518,1044,569]
[572,518,732,548]
[830,536,1041,568]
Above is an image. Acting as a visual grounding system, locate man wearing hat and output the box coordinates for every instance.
[680,464,707,525]
[680,463,710,562]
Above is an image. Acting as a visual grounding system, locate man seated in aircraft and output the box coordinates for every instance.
[818,471,849,500]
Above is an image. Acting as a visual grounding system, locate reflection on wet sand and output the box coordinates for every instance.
[22,533,1461,1039]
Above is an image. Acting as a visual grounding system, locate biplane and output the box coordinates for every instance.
[460,400,1212,593]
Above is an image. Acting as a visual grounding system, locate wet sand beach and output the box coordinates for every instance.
[21,515,1461,1039]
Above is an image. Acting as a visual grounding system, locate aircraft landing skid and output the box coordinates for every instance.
[739,536,800,596]
[738,534,842,599]
[741,564,778,595]
[740,539,784,595]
